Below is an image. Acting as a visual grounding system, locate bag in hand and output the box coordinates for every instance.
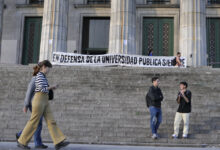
[49,89,54,100]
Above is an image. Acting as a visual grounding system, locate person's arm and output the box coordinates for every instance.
[24,77,35,109]
[176,93,181,104]
[181,91,191,103]
[147,87,156,101]
[176,57,182,66]
[159,88,164,101]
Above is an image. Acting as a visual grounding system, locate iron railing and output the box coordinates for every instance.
[29,0,44,4]
[207,0,220,4]
[147,0,170,4]
[87,0,110,4]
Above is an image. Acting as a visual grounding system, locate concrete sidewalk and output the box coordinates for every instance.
[0,142,219,150]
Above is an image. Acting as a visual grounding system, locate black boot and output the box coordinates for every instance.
[17,142,31,150]
[16,133,20,143]
[55,141,70,150]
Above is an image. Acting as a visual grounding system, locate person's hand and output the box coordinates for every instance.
[23,107,28,113]
[180,89,186,95]
[50,84,59,90]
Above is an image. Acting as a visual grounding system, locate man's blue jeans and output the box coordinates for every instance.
[149,106,162,134]
[18,116,43,146]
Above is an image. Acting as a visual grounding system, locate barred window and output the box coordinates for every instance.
[87,0,110,4]
[207,0,220,4]
[147,0,170,4]
[29,0,44,4]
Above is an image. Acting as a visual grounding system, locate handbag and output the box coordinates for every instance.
[49,89,54,100]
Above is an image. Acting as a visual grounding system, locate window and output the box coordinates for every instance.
[142,18,174,56]
[82,17,110,55]
[206,18,220,68]
[22,17,42,65]
[29,0,44,4]
[87,0,110,4]
[147,0,170,4]
[207,0,220,4]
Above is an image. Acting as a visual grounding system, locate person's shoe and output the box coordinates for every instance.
[17,142,31,150]
[172,134,178,139]
[55,141,70,150]
[156,134,160,139]
[16,133,20,142]
[182,134,188,139]
[152,134,157,140]
[35,144,48,149]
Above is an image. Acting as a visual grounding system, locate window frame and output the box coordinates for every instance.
[146,0,170,4]
[207,0,220,5]
[29,0,44,5]
[82,17,110,55]
[87,0,110,5]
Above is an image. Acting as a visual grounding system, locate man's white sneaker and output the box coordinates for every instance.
[182,134,188,139]
[152,134,157,139]
[172,134,178,139]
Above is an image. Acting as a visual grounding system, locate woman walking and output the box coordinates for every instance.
[17,60,69,150]
[16,63,48,149]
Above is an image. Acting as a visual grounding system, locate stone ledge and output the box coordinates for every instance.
[73,4,110,8]
[136,4,180,8]
[16,4,43,8]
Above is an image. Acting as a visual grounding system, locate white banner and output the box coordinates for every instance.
[52,52,187,68]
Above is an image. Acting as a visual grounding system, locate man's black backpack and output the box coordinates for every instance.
[171,57,176,66]
[145,93,151,108]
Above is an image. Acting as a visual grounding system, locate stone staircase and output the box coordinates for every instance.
[0,64,220,147]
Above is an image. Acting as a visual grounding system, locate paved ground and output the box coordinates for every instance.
[0,142,219,150]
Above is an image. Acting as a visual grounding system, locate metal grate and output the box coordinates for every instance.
[29,0,44,4]
[147,0,170,4]
[87,0,110,4]
[208,0,220,4]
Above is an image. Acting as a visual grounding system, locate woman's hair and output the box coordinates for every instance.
[33,60,52,76]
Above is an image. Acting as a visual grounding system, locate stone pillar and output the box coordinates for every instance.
[108,0,136,54]
[39,0,68,61]
[0,0,3,62]
[179,0,207,67]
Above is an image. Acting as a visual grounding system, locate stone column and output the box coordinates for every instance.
[108,0,136,54]
[179,0,207,67]
[39,0,68,61]
[0,0,3,62]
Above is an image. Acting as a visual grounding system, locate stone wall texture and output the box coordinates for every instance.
[0,65,220,146]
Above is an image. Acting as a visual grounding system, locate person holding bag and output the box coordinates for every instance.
[17,60,69,150]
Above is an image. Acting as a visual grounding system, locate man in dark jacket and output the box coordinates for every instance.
[172,81,192,139]
[146,77,163,139]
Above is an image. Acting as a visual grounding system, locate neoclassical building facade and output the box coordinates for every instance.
[0,0,220,67]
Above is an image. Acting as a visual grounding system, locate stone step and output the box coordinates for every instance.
[0,65,219,146]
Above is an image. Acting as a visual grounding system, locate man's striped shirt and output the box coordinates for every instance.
[35,72,49,93]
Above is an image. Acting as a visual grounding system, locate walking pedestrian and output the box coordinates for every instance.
[17,60,69,150]
[16,63,48,149]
